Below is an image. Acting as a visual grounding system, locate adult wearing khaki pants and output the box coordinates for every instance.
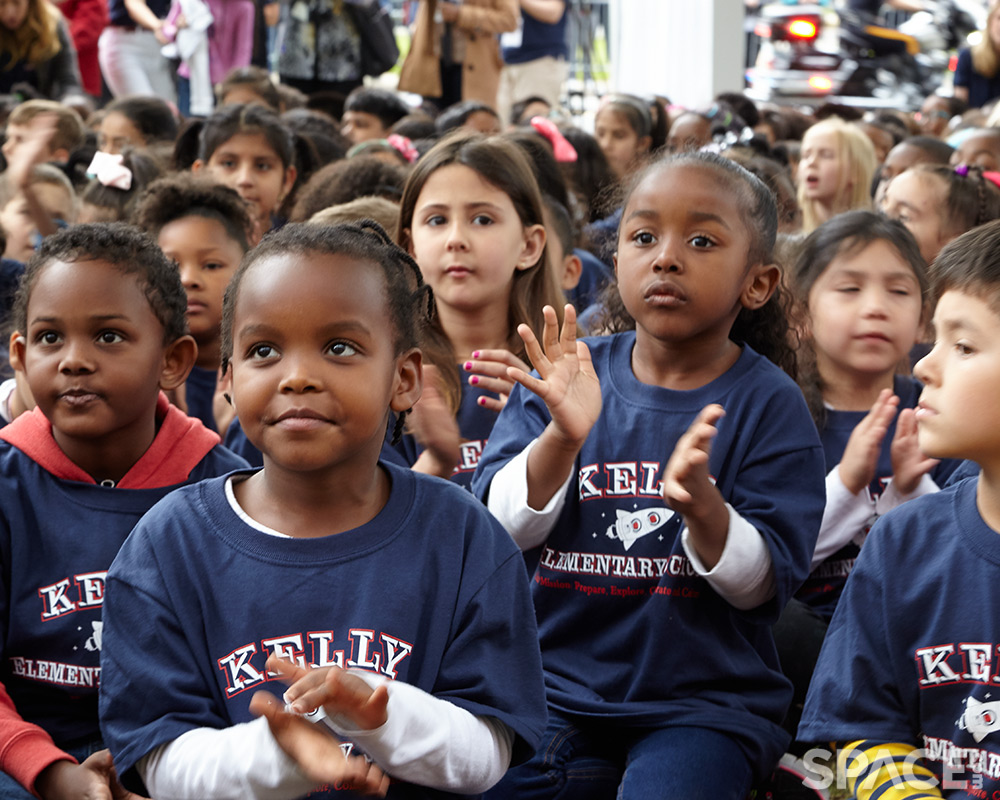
[398,0,517,111]
[496,0,568,126]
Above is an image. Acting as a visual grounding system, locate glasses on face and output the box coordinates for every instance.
[915,110,951,122]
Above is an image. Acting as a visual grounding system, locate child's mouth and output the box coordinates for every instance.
[60,389,100,407]
[644,281,686,306]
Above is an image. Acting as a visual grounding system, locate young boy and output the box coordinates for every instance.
[2,100,84,167]
[798,219,1000,798]
[0,223,247,799]
[340,87,410,145]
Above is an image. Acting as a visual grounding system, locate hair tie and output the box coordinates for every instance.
[386,133,419,164]
[86,151,132,191]
[955,164,970,176]
[530,116,578,163]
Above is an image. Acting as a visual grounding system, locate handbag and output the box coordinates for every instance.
[345,0,400,77]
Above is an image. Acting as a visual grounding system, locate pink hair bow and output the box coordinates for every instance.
[530,116,577,163]
[86,151,132,191]
[387,134,419,164]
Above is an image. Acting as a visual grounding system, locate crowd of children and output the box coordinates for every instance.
[3,36,1000,800]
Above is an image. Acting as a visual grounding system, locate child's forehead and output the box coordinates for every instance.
[29,258,154,313]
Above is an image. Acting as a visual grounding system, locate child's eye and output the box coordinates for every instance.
[630,230,655,246]
[425,214,447,227]
[955,342,975,356]
[249,343,278,360]
[204,262,226,271]
[689,235,714,248]
[97,331,124,345]
[256,161,273,172]
[836,286,860,293]
[890,287,912,296]
[36,330,61,345]
[327,341,358,357]
[472,214,493,226]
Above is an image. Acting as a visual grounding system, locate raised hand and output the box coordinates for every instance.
[407,364,461,478]
[890,407,939,495]
[838,389,899,495]
[508,304,602,447]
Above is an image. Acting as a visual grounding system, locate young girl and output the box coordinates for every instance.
[593,94,654,182]
[471,152,826,798]
[788,211,963,619]
[394,132,566,486]
[77,147,162,224]
[797,117,877,233]
[185,103,300,244]
[98,222,547,799]
[883,163,1000,266]
[96,96,178,156]
[132,173,254,433]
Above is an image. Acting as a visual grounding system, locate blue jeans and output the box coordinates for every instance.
[0,740,105,799]
[486,712,756,800]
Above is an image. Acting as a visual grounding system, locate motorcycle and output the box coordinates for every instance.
[745,0,983,109]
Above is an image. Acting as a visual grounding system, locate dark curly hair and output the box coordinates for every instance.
[13,223,188,344]
[289,156,408,222]
[220,220,433,373]
[596,151,795,377]
[131,173,254,251]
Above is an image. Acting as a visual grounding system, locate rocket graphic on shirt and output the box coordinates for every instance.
[606,507,674,551]
[960,696,1000,743]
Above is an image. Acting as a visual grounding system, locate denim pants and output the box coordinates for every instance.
[0,739,105,799]
[485,711,756,800]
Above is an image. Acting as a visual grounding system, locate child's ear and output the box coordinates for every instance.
[51,147,70,164]
[638,135,652,154]
[516,224,546,272]
[158,335,198,391]
[560,253,583,291]
[218,362,236,410]
[8,331,25,374]
[191,159,205,174]
[741,263,781,310]
[390,348,422,413]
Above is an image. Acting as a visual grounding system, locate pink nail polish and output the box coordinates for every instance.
[473,350,480,358]
[470,376,479,385]
[463,361,472,370]
[478,397,486,406]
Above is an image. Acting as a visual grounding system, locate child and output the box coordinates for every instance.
[132,173,254,433]
[0,164,76,262]
[873,135,954,207]
[96,96,178,156]
[341,86,410,145]
[2,99,84,165]
[798,117,877,233]
[471,152,826,798]
[775,212,962,736]
[394,132,566,486]
[950,127,1000,171]
[884,164,1000,266]
[593,93,653,181]
[216,65,282,111]
[98,222,547,799]
[187,103,299,244]
[0,223,247,799]
[77,147,162,224]
[798,218,1000,799]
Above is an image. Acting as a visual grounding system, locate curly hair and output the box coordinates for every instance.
[290,156,407,222]
[131,173,254,251]
[13,222,188,344]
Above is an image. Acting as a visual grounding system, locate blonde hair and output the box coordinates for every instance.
[0,0,61,69]
[8,99,83,152]
[309,196,400,239]
[972,3,1000,80]
[798,117,876,233]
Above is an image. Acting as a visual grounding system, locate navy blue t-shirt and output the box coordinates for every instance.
[800,476,1000,793]
[0,441,246,748]
[473,333,825,773]
[100,463,547,796]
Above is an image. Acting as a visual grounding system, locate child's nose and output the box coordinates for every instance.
[278,353,321,392]
[445,220,468,250]
[59,340,95,373]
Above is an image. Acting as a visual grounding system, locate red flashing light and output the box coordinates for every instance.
[788,18,819,39]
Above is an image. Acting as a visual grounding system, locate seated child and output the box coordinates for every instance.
[341,87,411,145]
[99,222,547,799]
[132,173,254,433]
[0,163,76,262]
[0,223,247,798]
[950,127,1000,171]
[798,218,1000,798]
[2,99,84,167]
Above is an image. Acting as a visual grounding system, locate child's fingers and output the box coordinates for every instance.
[540,305,561,359]
[266,653,313,688]
[467,373,515,396]
[516,323,551,375]
[559,303,578,352]
[506,365,548,398]
[475,394,507,413]
[464,349,530,374]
